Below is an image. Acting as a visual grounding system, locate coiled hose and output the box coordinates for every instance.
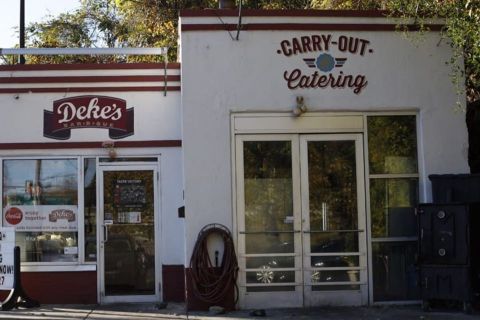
[189,223,239,304]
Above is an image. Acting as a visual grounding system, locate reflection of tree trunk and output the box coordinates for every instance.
[34,160,42,205]
[35,160,41,183]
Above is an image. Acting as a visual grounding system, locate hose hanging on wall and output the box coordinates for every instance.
[189,223,239,305]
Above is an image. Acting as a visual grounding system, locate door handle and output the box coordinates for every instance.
[104,225,109,243]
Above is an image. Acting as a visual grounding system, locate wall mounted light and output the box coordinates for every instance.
[102,141,117,159]
[293,96,307,116]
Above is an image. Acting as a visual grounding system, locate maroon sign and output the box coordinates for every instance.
[44,95,134,140]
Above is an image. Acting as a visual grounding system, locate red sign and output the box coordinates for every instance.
[44,95,134,140]
[4,207,23,225]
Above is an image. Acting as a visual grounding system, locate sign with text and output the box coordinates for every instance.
[44,95,135,140]
[277,34,373,94]
[3,206,78,232]
[0,227,15,290]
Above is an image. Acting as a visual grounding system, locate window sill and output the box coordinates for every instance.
[21,264,96,272]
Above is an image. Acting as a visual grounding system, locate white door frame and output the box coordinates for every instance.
[97,162,161,304]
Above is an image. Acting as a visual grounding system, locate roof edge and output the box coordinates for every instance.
[180,9,389,18]
[0,62,180,72]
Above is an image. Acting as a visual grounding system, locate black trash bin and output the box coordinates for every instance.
[429,174,480,203]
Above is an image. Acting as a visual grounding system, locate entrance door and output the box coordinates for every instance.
[300,134,367,306]
[236,134,367,309]
[98,165,159,303]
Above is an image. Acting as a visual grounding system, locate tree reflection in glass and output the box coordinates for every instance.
[243,141,294,254]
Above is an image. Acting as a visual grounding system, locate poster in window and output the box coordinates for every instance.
[113,179,146,208]
[2,205,78,232]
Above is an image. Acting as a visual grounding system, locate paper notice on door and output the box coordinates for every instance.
[284,216,294,224]
[64,246,78,255]
[118,212,142,223]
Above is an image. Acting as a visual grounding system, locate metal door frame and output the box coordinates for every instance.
[97,162,161,304]
[235,133,368,308]
[300,133,368,306]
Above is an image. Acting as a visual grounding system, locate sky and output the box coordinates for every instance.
[0,0,81,48]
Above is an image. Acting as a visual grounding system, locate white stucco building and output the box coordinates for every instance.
[0,9,468,309]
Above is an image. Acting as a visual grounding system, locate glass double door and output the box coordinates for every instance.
[236,134,367,308]
[98,165,159,303]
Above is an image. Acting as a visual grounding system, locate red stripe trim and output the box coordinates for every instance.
[0,75,181,84]
[180,9,389,17]
[182,23,443,32]
[0,86,181,93]
[0,140,182,150]
[0,63,181,72]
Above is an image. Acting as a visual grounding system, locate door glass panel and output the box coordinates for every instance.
[246,234,294,254]
[311,270,360,284]
[305,139,363,294]
[311,255,359,268]
[243,140,295,292]
[246,256,295,269]
[307,141,357,232]
[103,170,155,296]
[310,232,359,253]
[246,271,295,284]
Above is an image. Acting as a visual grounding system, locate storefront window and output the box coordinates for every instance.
[367,115,420,301]
[2,159,78,263]
[84,158,97,262]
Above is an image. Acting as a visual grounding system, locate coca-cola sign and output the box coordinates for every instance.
[44,95,134,140]
[4,207,23,225]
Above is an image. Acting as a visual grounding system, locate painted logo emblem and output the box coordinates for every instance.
[5,207,23,225]
[49,209,76,222]
[303,53,347,72]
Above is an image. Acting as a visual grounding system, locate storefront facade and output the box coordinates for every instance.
[179,10,468,308]
[0,63,185,303]
[0,9,470,309]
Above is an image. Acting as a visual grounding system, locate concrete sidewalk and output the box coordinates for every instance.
[0,303,477,320]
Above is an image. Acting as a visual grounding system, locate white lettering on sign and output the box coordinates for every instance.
[57,98,122,124]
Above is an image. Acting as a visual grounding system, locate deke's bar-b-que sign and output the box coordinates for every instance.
[278,34,373,94]
[44,95,134,140]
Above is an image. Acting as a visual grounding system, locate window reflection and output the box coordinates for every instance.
[84,158,96,262]
[243,141,294,255]
[308,141,357,232]
[3,159,78,263]
[368,116,418,175]
[370,178,418,238]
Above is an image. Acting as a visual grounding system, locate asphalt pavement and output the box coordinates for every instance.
[0,302,478,320]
